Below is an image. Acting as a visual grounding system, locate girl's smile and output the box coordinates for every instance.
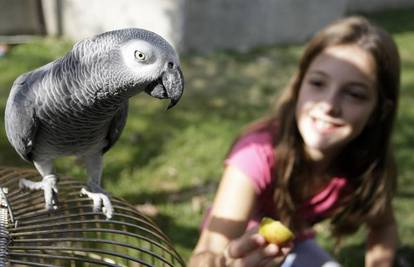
[296,44,378,161]
[310,115,343,134]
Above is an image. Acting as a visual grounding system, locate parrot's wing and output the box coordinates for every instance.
[5,72,40,161]
[103,101,129,153]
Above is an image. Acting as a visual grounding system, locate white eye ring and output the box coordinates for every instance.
[134,50,146,61]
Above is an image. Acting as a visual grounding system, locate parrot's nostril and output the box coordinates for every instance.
[167,62,174,69]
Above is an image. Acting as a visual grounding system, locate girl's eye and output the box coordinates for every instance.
[344,89,368,101]
[134,50,146,61]
[308,79,324,88]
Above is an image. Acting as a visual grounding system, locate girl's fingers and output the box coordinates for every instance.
[240,242,293,267]
[226,227,294,266]
[280,241,293,256]
[262,257,285,267]
[261,243,294,267]
[228,233,266,258]
[241,243,280,266]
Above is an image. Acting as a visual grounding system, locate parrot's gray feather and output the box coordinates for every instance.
[4,28,184,218]
[103,101,128,153]
[5,71,43,161]
[5,27,184,163]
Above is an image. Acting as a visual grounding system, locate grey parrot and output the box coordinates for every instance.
[4,28,184,219]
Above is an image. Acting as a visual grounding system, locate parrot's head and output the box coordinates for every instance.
[82,28,184,109]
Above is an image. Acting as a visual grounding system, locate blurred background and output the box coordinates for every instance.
[0,0,413,266]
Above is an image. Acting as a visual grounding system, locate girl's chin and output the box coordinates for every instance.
[303,138,339,152]
[304,138,348,156]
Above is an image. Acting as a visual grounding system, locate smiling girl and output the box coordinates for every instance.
[188,16,400,267]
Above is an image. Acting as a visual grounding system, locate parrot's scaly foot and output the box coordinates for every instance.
[19,175,59,210]
[80,186,113,219]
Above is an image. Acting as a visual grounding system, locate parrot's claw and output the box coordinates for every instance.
[80,187,113,219]
[19,175,59,210]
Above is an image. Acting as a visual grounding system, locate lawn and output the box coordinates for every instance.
[0,8,413,266]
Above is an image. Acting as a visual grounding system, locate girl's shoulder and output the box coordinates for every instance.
[225,129,276,194]
[235,130,274,147]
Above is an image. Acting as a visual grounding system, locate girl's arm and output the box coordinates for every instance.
[188,165,290,266]
[365,207,399,267]
[188,165,256,266]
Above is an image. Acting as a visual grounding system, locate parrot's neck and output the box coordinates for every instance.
[42,48,133,117]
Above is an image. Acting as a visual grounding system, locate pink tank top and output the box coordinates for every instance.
[224,130,349,239]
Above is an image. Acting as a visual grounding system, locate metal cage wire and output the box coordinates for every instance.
[0,167,185,267]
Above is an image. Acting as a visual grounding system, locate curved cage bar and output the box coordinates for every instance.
[0,166,185,267]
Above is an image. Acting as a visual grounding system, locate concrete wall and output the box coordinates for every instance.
[182,0,347,53]
[0,0,44,37]
[42,0,186,51]
[42,0,348,53]
[3,0,414,52]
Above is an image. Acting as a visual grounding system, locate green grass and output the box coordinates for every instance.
[0,9,413,266]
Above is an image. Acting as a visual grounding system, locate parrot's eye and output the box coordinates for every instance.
[134,50,146,61]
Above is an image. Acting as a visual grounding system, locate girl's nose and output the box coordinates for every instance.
[319,89,341,116]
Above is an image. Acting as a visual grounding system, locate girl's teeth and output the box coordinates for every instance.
[315,119,333,130]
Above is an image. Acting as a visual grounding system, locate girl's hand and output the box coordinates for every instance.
[223,227,293,267]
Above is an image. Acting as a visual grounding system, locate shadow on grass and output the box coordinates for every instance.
[395,245,414,267]
[337,243,414,267]
[152,212,200,258]
[122,180,216,205]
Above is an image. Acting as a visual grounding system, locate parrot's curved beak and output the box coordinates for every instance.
[145,66,184,109]
[164,66,184,109]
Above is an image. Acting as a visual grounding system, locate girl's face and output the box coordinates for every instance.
[295,44,378,159]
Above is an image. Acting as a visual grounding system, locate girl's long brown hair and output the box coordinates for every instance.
[236,16,400,237]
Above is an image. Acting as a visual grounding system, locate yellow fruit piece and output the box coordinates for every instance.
[259,217,295,245]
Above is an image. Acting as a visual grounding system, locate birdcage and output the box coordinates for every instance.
[0,166,185,267]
